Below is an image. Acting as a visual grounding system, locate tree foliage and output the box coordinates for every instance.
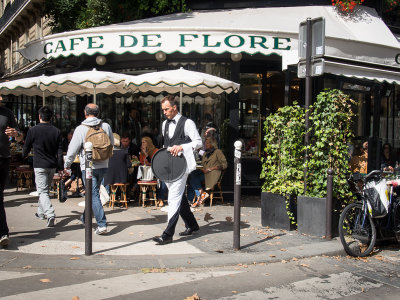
[43,0,188,33]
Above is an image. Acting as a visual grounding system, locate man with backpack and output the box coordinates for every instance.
[64,104,114,235]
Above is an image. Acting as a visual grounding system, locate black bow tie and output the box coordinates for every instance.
[166,119,176,124]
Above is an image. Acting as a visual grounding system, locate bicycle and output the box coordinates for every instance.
[339,170,400,257]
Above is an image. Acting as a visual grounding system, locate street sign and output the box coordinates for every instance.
[298,58,325,78]
[299,17,325,60]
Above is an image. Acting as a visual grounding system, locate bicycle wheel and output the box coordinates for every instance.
[339,202,376,257]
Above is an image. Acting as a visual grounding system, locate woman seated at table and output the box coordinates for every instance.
[380,142,397,171]
[103,133,132,195]
[188,136,227,207]
[138,136,165,207]
[139,136,158,166]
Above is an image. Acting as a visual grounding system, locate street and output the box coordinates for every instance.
[1,186,400,299]
[1,248,400,299]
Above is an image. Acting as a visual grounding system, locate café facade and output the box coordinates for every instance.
[5,5,400,192]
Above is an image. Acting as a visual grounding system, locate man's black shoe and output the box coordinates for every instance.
[179,227,199,236]
[152,235,173,245]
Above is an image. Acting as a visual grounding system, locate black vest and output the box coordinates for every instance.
[163,116,192,147]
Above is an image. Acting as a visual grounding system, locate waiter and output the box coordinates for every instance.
[152,95,202,245]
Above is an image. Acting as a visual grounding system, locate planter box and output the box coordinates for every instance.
[261,192,296,230]
[297,195,339,237]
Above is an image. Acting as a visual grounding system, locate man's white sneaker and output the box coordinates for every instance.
[95,227,107,235]
[0,235,9,246]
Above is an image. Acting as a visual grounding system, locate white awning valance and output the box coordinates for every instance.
[325,60,400,85]
[19,6,400,81]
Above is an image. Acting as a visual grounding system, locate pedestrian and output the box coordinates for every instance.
[152,95,202,245]
[23,106,63,227]
[64,104,114,235]
[0,94,23,247]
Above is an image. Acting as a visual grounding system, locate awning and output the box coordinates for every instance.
[19,6,400,82]
[324,60,400,85]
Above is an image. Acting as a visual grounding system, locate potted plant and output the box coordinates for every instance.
[297,89,356,236]
[260,103,305,230]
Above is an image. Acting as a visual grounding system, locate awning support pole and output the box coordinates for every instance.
[179,84,183,112]
[94,84,97,105]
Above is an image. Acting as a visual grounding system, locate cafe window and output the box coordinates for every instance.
[239,73,262,158]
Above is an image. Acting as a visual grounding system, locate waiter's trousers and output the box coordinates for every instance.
[163,173,198,237]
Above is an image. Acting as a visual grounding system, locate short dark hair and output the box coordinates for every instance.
[85,104,100,117]
[161,95,178,109]
[120,132,131,140]
[38,106,53,122]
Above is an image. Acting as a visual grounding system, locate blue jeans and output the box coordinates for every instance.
[82,168,107,227]
[187,170,204,203]
[34,168,56,218]
[157,181,168,200]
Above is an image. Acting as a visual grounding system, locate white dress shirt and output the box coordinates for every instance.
[162,113,202,174]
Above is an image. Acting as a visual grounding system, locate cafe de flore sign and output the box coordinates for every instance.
[19,30,294,61]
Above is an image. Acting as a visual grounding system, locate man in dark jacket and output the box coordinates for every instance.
[23,106,63,227]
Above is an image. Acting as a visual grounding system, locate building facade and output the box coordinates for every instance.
[1,0,399,193]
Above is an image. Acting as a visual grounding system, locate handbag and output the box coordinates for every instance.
[100,184,110,206]
[364,179,389,218]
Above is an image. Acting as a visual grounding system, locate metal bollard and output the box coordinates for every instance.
[84,142,93,255]
[326,168,333,240]
[233,140,242,250]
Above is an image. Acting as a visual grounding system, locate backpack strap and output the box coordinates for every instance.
[84,122,102,130]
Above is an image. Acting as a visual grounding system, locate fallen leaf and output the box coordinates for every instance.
[264,273,271,276]
[374,255,384,261]
[40,278,51,283]
[300,264,310,268]
[70,257,80,260]
[204,239,209,242]
[292,257,298,261]
[187,261,192,264]
[361,287,365,293]
[281,260,287,263]
[225,216,232,222]
[184,293,200,300]
[269,255,276,257]
[141,268,166,274]
[72,297,79,300]
[280,248,287,252]
[23,265,32,269]
[232,291,238,294]
[72,246,80,249]
[215,250,224,253]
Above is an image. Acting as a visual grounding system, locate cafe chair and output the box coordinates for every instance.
[208,170,225,207]
[109,183,129,209]
[50,173,62,199]
[15,166,34,191]
[137,180,158,207]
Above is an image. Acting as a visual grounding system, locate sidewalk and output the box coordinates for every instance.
[0,185,345,270]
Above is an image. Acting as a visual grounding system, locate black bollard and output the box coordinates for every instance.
[233,140,242,250]
[84,142,93,255]
[326,168,333,240]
